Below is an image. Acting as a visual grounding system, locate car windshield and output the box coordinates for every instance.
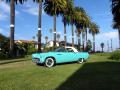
[54,47,67,52]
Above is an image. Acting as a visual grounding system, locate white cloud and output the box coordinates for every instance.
[57,31,62,34]
[95,12,111,16]
[0,14,8,21]
[94,31,118,51]
[0,2,20,21]
[24,7,38,16]
[0,28,3,33]
[23,7,45,16]
[103,31,118,39]
[23,1,45,16]
[0,2,10,13]
[96,31,118,40]
[0,2,9,20]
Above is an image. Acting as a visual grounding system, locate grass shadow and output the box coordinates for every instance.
[0,58,31,65]
[56,62,120,90]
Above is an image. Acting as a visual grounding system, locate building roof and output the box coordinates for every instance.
[15,40,36,43]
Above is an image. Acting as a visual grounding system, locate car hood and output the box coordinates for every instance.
[32,52,54,57]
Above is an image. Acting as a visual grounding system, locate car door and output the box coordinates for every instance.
[65,48,78,61]
[56,52,76,63]
[54,48,75,63]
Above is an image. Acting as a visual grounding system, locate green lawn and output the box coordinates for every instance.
[0,53,120,90]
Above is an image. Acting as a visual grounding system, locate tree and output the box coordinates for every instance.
[62,0,73,47]
[33,0,43,52]
[83,15,91,51]
[45,36,48,44]
[0,34,9,52]
[79,11,90,51]
[74,7,87,51]
[111,0,120,49]
[0,34,9,59]
[82,29,85,51]
[3,0,26,57]
[85,40,92,52]
[75,30,78,44]
[89,22,99,52]
[44,0,67,49]
[100,42,105,52]
[57,33,60,42]
[66,0,75,47]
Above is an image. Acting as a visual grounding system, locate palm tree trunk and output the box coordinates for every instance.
[78,28,81,51]
[93,34,95,52]
[78,34,80,51]
[82,31,85,52]
[10,0,15,57]
[38,1,42,52]
[64,23,66,47]
[85,28,87,47]
[118,29,120,49]
[53,15,56,49]
[72,23,74,47]
[76,34,78,44]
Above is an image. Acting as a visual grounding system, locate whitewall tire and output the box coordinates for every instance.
[78,58,84,64]
[45,58,55,67]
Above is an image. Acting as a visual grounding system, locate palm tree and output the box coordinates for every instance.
[45,36,48,44]
[80,11,90,51]
[89,22,99,52]
[62,0,73,47]
[4,0,26,57]
[82,29,85,51]
[100,42,104,52]
[111,0,120,49]
[49,29,52,40]
[75,29,78,44]
[83,15,91,51]
[33,0,43,52]
[69,6,76,47]
[74,7,87,51]
[44,0,67,49]
[57,33,60,42]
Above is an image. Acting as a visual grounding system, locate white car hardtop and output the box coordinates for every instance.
[65,46,78,53]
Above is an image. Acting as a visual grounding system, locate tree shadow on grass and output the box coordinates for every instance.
[56,62,120,90]
[0,58,31,65]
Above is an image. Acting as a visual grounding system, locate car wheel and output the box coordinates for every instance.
[78,58,84,64]
[45,58,55,67]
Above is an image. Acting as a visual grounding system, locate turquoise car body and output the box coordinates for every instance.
[32,48,89,64]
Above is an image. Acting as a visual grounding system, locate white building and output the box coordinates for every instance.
[46,40,59,47]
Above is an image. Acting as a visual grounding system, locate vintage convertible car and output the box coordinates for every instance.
[32,47,89,67]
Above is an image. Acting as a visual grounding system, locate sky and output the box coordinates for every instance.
[0,0,119,51]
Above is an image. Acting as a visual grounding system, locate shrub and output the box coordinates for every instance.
[0,51,9,59]
[0,52,6,59]
[85,40,92,52]
[110,50,120,60]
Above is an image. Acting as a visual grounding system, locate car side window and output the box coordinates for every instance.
[55,48,67,52]
[66,48,74,52]
[59,48,67,52]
